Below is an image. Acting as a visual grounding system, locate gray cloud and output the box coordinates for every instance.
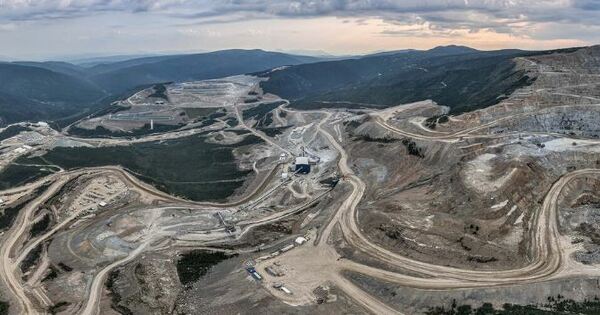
[574,0,600,10]
[0,0,598,41]
[0,0,186,21]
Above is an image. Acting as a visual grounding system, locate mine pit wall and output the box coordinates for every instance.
[431,46,600,135]
[343,116,600,270]
[535,73,597,90]
[473,93,598,128]
[489,105,600,138]
[529,46,600,74]
[557,176,600,264]
[106,252,181,315]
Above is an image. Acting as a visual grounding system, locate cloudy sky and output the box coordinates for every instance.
[0,0,599,60]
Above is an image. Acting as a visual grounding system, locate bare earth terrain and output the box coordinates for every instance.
[2,46,600,314]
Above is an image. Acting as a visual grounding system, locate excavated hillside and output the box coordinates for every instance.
[344,46,600,271]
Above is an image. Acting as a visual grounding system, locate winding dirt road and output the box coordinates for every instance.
[252,102,600,314]
[373,102,600,144]
[0,162,282,314]
[0,176,72,314]
[3,88,600,314]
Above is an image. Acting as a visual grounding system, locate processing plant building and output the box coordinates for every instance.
[295,157,311,174]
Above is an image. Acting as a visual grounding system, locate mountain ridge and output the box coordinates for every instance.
[0,49,323,126]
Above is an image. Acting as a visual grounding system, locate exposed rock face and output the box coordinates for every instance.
[558,177,600,265]
[109,253,181,315]
[489,106,600,138]
[531,46,600,74]
[344,46,600,271]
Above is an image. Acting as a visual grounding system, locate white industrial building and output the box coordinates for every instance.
[295,236,307,245]
[295,157,310,174]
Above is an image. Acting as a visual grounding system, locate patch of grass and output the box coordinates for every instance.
[68,123,182,138]
[356,134,397,143]
[426,295,600,315]
[319,176,340,188]
[424,115,449,129]
[224,117,239,127]
[256,221,293,234]
[30,214,51,238]
[20,243,42,274]
[184,107,217,119]
[467,255,497,263]
[0,202,25,232]
[242,101,285,121]
[39,133,262,201]
[176,250,236,286]
[0,164,53,190]
[41,266,58,282]
[0,184,48,231]
[259,126,290,137]
[0,301,8,315]
[48,302,69,315]
[255,112,273,128]
[401,139,424,158]
[196,111,228,128]
[0,125,29,141]
[576,223,600,245]
[148,83,169,100]
[208,111,227,119]
[105,269,133,315]
[57,262,73,272]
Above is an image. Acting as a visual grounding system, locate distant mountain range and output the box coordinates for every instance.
[0,45,589,126]
[69,54,164,67]
[0,49,322,126]
[0,62,106,125]
[258,45,536,113]
[86,49,321,95]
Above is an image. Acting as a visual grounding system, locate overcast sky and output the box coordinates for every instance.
[0,0,599,60]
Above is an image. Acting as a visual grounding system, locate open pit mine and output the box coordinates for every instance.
[2,46,600,315]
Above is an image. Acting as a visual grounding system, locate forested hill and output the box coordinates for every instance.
[0,49,321,126]
[258,45,535,113]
